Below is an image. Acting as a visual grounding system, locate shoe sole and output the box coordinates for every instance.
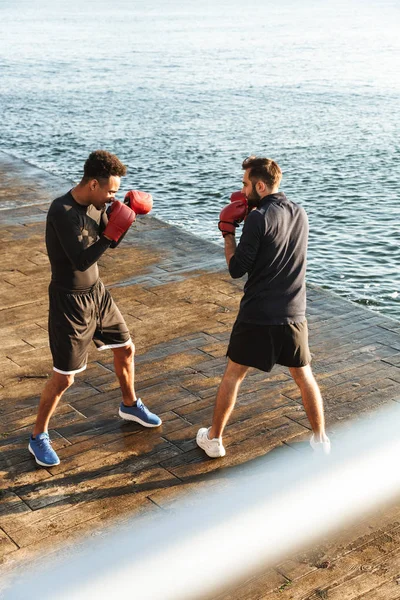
[28,444,60,467]
[118,408,162,428]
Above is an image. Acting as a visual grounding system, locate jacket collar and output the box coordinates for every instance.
[259,192,287,208]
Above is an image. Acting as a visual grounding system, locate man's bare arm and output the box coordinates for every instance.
[224,234,236,268]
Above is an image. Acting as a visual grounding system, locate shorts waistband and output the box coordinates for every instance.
[49,279,102,295]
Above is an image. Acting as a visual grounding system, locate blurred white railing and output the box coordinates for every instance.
[4,402,400,599]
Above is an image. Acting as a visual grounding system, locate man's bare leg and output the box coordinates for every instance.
[289,365,328,442]
[115,342,161,426]
[33,372,74,436]
[209,359,249,440]
[113,342,137,406]
[197,359,248,458]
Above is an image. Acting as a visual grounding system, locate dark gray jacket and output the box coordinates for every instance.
[229,192,308,325]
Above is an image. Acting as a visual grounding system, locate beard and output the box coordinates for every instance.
[246,184,262,210]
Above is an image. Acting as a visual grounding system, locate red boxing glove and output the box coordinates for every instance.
[230,191,247,207]
[218,200,248,237]
[124,190,153,215]
[103,201,136,243]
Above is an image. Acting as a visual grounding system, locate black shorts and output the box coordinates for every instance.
[48,279,131,375]
[227,320,311,372]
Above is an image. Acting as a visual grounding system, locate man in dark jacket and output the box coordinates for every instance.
[196,156,330,458]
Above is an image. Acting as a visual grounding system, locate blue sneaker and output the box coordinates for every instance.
[28,432,60,467]
[119,398,162,428]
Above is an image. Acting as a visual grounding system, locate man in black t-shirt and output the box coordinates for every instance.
[29,151,161,468]
[196,156,330,458]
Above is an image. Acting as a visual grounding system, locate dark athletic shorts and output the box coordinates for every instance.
[48,279,131,375]
[227,320,311,372]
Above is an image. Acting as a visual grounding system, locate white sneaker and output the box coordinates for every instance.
[196,427,226,458]
[310,434,331,455]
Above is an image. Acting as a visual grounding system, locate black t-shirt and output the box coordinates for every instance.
[45,191,111,291]
[229,192,308,325]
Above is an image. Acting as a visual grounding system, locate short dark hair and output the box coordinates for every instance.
[242,156,282,189]
[83,150,127,181]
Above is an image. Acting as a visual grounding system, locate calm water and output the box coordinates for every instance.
[1,0,399,320]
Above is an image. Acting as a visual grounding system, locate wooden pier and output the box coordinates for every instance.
[1,151,400,598]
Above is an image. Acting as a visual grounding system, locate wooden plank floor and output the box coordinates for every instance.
[1,151,400,598]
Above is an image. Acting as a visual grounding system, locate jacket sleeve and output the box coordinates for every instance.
[228,210,265,278]
[51,208,111,271]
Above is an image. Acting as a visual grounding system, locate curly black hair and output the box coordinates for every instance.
[83,150,127,180]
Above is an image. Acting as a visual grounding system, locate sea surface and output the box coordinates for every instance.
[0,0,399,320]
